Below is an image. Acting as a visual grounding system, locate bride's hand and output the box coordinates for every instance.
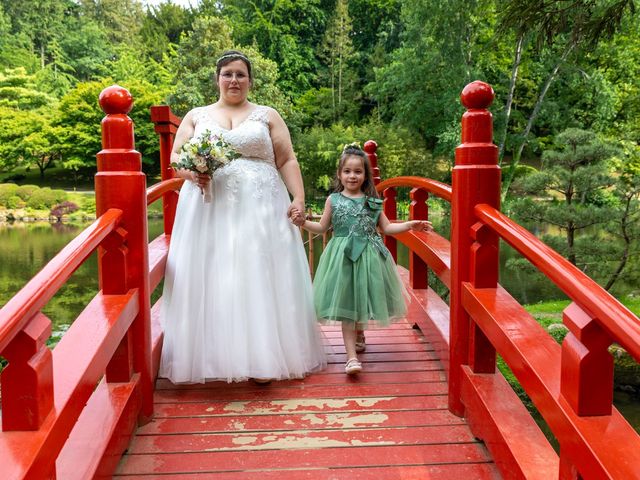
[191,172,210,191]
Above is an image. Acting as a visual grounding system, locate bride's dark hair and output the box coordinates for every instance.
[216,50,253,81]
[333,144,379,198]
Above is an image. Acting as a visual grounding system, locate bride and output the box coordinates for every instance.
[159,50,326,384]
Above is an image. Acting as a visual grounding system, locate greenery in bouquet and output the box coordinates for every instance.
[171,130,241,176]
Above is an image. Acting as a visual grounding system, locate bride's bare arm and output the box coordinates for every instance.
[171,109,197,182]
[268,108,305,215]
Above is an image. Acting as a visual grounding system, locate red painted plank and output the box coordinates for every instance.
[136,409,465,435]
[153,382,448,403]
[322,334,426,345]
[319,360,442,373]
[151,395,449,418]
[128,424,479,454]
[324,343,432,354]
[116,443,492,475]
[325,351,438,363]
[114,463,501,480]
[155,371,443,393]
[461,366,558,480]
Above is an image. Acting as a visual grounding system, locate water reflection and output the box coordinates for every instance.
[0,219,165,333]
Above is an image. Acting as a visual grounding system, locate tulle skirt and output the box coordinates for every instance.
[159,159,326,384]
[313,237,408,330]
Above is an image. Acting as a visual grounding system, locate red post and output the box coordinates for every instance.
[468,222,498,373]
[561,302,613,416]
[150,106,181,235]
[364,140,380,185]
[96,85,153,421]
[449,81,500,416]
[1,312,53,431]
[409,188,429,289]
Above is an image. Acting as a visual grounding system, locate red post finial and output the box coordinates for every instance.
[97,85,139,169]
[99,85,134,115]
[458,80,497,160]
[363,140,380,185]
[460,80,494,110]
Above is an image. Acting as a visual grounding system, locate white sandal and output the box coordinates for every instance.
[345,358,362,375]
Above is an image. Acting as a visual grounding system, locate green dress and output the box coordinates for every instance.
[313,192,408,328]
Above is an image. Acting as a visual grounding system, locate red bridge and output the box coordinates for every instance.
[1,82,639,479]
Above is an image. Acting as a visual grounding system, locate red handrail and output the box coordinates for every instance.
[147,177,184,206]
[377,176,452,202]
[0,208,123,352]
[474,203,640,361]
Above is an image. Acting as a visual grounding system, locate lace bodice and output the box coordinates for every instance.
[192,105,276,168]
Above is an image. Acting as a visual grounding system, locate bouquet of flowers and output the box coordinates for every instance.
[171,130,242,203]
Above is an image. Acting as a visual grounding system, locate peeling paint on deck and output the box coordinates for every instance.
[222,397,397,414]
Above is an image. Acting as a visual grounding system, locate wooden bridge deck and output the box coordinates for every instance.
[116,316,501,479]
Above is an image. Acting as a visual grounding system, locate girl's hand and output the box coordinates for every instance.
[408,220,433,232]
[289,208,305,226]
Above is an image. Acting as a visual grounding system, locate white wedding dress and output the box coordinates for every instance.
[159,105,326,384]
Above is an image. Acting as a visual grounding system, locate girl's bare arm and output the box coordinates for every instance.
[378,212,432,235]
[299,196,332,234]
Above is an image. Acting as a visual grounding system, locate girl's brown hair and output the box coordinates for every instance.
[333,145,379,198]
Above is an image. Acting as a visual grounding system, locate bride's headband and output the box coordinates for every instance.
[216,53,251,66]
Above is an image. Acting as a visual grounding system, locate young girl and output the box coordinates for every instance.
[293,144,431,375]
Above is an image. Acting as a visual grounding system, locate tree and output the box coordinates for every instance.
[602,143,640,291]
[512,129,618,266]
[319,0,357,122]
[367,0,493,150]
[0,106,46,171]
[140,1,194,61]
[50,200,79,222]
[77,0,144,45]
[0,68,57,109]
[58,18,114,81]
[219,0,328,98]
[55,78,167,173]
[23,123,64,179]
[498,0,637,198]
[168,15,292,119]
[0,0,69,69]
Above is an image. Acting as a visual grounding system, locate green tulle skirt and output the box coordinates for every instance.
[313,237,407,329]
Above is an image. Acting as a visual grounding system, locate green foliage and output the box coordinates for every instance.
[0,182,18,205]
[0,68,57,109]
[25,187,66,210]
[221,0,328,98]
[293,119,439,200]
[16,184,39,200]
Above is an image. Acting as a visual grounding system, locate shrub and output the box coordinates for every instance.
[0,183,19,206]
[16,184,39,200]
[81,196,96,214]
[6,195,25,209]
[27,187,67,210]
[50,201,79,222]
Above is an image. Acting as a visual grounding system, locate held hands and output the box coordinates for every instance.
[407,220,433,232]
[289,206,306,227]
